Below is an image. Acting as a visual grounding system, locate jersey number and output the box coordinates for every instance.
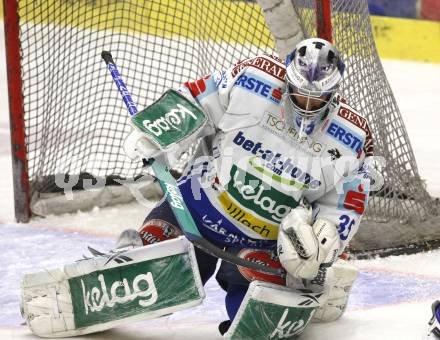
[338,215,355,241]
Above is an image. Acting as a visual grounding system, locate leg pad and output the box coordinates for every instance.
[21,237,204,337]
[224,281,325,340]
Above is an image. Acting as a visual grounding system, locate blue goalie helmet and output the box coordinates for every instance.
[285,38,345,126]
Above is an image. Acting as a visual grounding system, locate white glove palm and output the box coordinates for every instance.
[277,199,340,280]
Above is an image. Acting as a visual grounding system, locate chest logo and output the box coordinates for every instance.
[226,165,299,223]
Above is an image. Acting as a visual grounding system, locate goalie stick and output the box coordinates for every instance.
[101,51,283,276]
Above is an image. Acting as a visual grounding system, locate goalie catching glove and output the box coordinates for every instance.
[277,198,341,280]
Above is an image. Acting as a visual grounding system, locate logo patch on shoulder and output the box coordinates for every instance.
[326,120,363,154]
[337,106,373,156]
[338,179,367,215]
[231,56,286,81]
[234,74,282,105]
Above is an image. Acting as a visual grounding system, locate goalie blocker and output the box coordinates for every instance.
[20,237,205,338]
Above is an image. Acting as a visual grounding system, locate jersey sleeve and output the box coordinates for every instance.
[307,159,372,254]
[172,54,285,157]
[303,98,377,254]
[178,54,284,129]
[177,60,249,128]
[164,61,243,158]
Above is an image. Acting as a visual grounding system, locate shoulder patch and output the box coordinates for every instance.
[337,106,374,156]
[231,55,286,82]
[183,74,217,99]
[326,119,364,157]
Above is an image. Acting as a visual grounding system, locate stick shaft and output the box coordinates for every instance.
[102,51,138,116]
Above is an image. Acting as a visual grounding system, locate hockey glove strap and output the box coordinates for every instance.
[124,129,162,161]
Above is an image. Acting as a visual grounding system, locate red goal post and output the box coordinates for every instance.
[3,0,31,222]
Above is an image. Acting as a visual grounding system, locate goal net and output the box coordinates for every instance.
[4,0,439,255]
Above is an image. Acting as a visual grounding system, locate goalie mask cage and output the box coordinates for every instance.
[4,0,439,255]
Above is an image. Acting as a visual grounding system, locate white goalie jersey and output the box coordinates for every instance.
[176,54,374,253]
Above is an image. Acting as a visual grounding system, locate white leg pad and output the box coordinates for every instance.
[21,236,205,337]
[224,281,326,339]
[312,260,359,322]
